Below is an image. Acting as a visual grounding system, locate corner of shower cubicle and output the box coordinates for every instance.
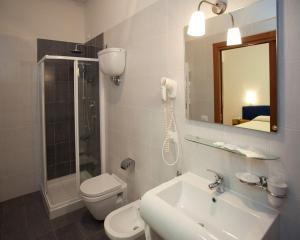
[38,55,100,219]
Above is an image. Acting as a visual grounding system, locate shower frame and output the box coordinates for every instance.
[38,55,100,218]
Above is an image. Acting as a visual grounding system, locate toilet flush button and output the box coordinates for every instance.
[116,193,124,204]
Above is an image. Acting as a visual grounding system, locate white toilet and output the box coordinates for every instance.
[80,173,127,220]
[104,200,145,240]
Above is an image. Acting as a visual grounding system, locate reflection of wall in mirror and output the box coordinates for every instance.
[185,17,276,123]
[184,0,276,125]
[222,43,270,125]
[185,33,225,122]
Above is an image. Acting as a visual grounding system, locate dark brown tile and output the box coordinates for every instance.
[50,211,77,231]
[55,103,68,122]
[47,166,55,180]
[45,103,56,123]
[0,202,3,240]
[55,82,68,102]
[85,38,95,47]
[55,142,69,164]
[94,34,104,49]
[45,82,56,103]
[36,232,57,240]
[87,231,109,240]
[55,223,85,240]
[1,193,108,240]
[38,39,83,61]
[85,46,97,58]
[1,196,28,240]
[46,124,55,145]
[66,103,75,121]
[55,162,70,178]
[23,191,43,205]
[2,230,30,240]
[67,82,74,102]
[70,161,76,174]
[24,193,52,239]
[76,210,105,238]
[54,123,67,143]
[46,145,55,167]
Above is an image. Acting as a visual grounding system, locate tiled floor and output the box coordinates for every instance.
[0,191,109,240]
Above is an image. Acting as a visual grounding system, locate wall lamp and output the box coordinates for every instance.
[187,0,242,46]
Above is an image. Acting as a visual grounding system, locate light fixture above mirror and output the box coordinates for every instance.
[184,0,278,133]
[227,13,242,46]
[187,0,242,46]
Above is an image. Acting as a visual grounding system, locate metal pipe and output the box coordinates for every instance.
[197,0,227,15]
[197,0,215,10]
[229,13,235,27]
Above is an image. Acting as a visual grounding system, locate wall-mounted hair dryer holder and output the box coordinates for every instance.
[111,76,121,86]
[161,77,177,101]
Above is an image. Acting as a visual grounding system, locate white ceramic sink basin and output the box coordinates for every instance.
[140,172,279,240]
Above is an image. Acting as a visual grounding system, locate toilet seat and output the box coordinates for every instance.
[80,173,122,198]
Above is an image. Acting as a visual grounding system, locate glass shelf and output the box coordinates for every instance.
[185,135,279,160]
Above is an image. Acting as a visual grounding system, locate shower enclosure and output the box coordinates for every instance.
[38,55,100,218]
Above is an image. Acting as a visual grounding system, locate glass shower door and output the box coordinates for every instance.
[77,61,101,183]
[43,59,77,206]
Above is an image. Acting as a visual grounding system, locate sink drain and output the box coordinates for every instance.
[133,226,139,230]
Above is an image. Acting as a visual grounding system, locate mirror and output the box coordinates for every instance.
[184,0,277,133]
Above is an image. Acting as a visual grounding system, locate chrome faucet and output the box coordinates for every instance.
[207,169,224,193]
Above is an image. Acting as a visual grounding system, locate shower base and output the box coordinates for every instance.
[42,172,92,219]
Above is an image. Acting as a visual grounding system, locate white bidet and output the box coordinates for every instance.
[104,200,145,240]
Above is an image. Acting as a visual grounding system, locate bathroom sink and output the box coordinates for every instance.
[140,172,279,240]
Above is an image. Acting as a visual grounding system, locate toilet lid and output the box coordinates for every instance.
[80,173,122,197]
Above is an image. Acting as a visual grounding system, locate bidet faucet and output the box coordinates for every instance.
[207,169,224,193]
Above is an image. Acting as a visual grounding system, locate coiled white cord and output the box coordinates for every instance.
[162,100,180,166]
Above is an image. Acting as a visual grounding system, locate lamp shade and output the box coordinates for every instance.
[227,27,242,46]
[187,11,205,37]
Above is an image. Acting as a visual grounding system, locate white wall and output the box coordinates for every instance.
[223,44,270,125]
[94,0,300,239]
[0,0,85,42]
[185,35,217,122]
[0,0,86,202]
[84,0,160,40]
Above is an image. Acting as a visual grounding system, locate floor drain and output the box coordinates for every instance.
[133,226,139,230]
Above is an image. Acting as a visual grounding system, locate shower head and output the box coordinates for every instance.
[71,44,82,54]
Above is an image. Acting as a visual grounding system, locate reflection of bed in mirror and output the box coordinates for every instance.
[184,0,278,133]
[236,106,270,132]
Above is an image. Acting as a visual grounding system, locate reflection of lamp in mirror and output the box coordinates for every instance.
[227,13,242,46]
[187,0,227,37]
[245,90,257,105]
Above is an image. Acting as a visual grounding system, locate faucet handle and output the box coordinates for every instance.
[207,169,223,180]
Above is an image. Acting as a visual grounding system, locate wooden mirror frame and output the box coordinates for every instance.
[213,31,277,132]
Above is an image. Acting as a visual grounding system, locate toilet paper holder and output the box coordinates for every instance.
[120,158,135,170]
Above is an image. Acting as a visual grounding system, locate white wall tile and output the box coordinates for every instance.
[101,0,300,239]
